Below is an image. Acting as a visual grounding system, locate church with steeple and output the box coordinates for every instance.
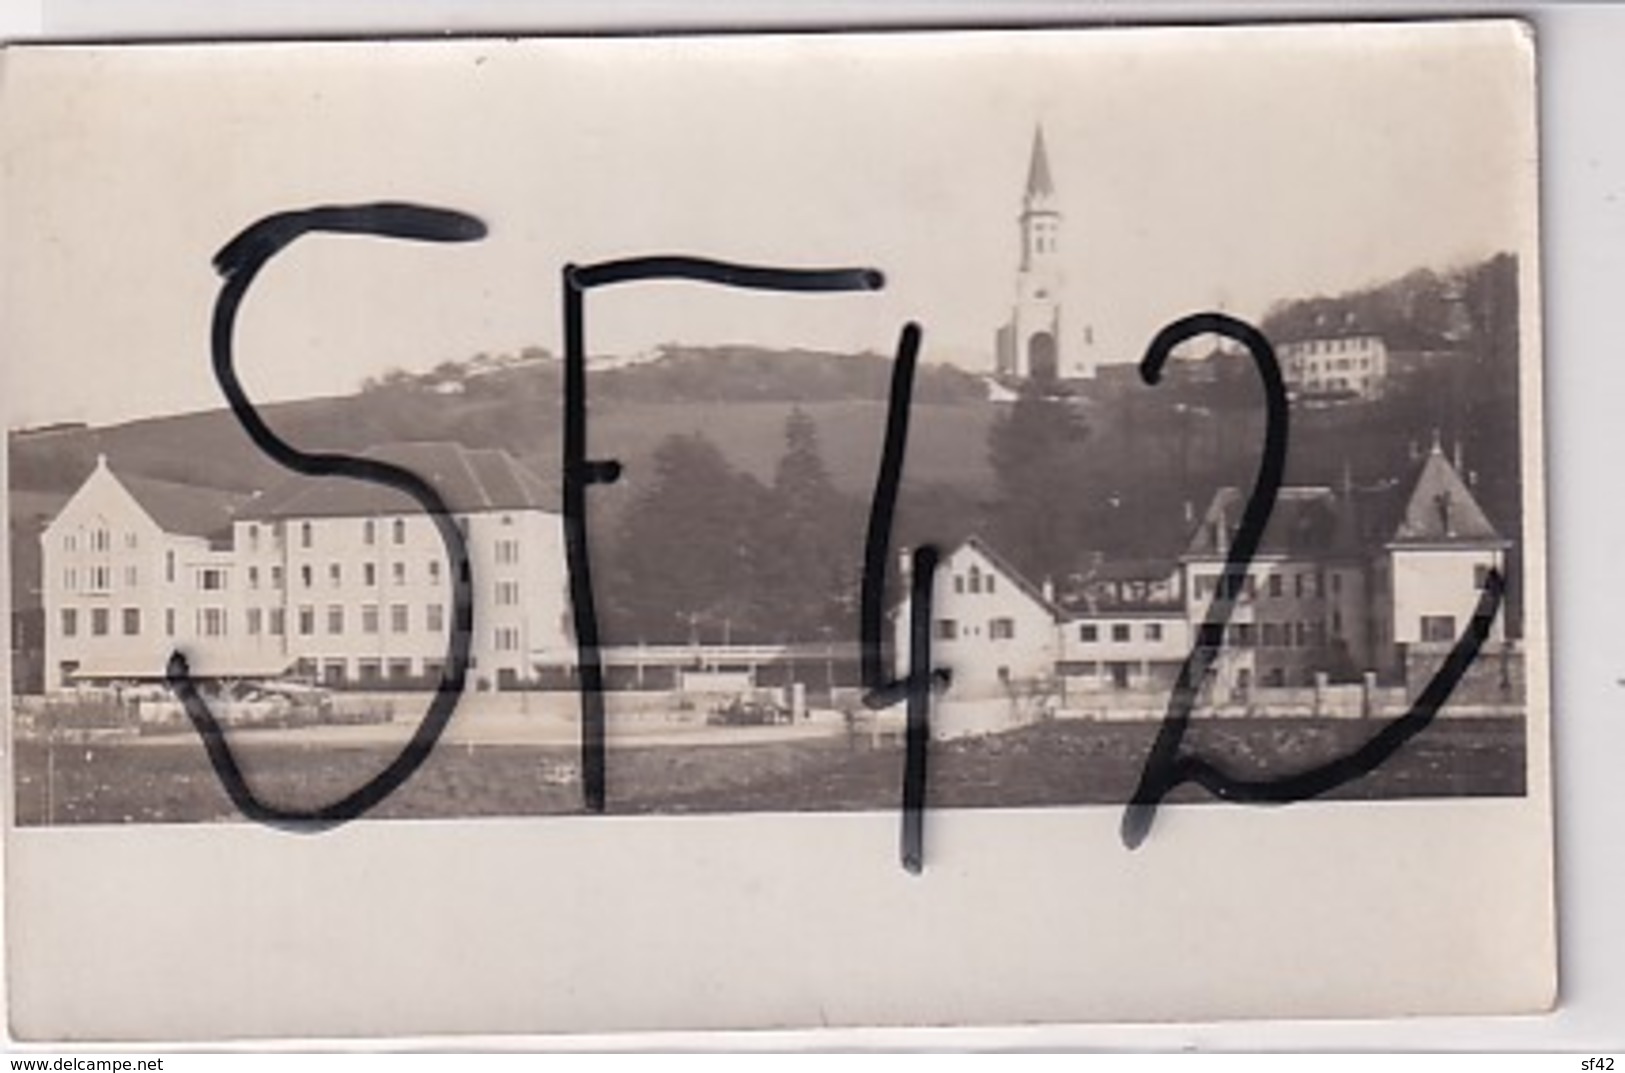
[994,125,1100,383]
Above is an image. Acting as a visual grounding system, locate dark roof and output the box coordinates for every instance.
[1386,445,1503,546]
[238,443,555,520]
[1184,486,1359,560]
[1025,125,1056,201]
[115,470,247,539]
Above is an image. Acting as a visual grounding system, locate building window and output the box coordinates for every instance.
[495,626,520,652]
[1420,615,1457,642]
[297,605,314,636]
[1145,623,1163,642]
[496,580,520,607]
[954,576,965,594]
[364,519,376,546]
[393,518,406,545]
[248,523,259,552]
[1078,624,1098,643]
[122,608,141,636]
[392,562,407,586]
[362,604,380,634]
[327,605,344,635]
[1293,573,1304,598]
[269,608,285,636]
[986,575,997,594]
[247,608,262,636]
[496,539,519,566]
[202,608,227,637]
[1268,574,1283,597]
[1296,621,1310,646]
[1261,622,1280,648]
[123,565,138,587]
[64,534,77,553]
[248,566,259,589]
[271,566,284,590]
[301,521,313,549]
[427,603,445,632]
[89,565,111,591]
[91,608,109,636]
[388,658,414,682]
[329,563,342,587]
[64,568,77,591]
[61,608,77,637]
[300,564,313,589]
[166,608,176,636]
[934,619,958,641]
[364,563,377,587]
[1111,623,1131,643]
[989,617,1015,640]
[427,560,442,584]
[358,659,382,684]
[967,566,981,594]
[200,568,225,591]
[91,528,109,552]
[391,604,410,634]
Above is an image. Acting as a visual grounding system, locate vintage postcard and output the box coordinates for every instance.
[1,22,1551,1040]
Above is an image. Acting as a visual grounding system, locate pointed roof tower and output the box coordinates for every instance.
[1388,441,1504,547]
[1024,124,1056,207]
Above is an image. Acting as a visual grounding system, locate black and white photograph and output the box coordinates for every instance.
[1,21,1556,1038]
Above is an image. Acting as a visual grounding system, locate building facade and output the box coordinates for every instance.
[892,441,1511,710]
[1278,331,1390,401]
[39,444,570,694]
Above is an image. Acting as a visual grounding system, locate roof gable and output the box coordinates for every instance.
[1388,445,1502,546]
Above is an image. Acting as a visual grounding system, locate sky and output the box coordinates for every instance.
[0,21,1537,427]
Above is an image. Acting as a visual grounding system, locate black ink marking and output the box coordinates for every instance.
[1121,312,1504,847]
[856,321,949,872]
[1121,312,1287,848]
[900,544,940,875]
[562,256,884,813]
[172,203,485,829]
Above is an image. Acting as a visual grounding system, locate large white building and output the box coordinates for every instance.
[40,443,570,693]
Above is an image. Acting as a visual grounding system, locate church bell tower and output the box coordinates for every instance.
[996,125,1096,383]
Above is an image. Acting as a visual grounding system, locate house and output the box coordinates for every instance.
[1367,439,1509,680]
[1055,559,1189,695]
[892,536,1060,699]
[39,455,246,692]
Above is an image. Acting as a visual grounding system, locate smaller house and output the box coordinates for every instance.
[891,536,1060,700]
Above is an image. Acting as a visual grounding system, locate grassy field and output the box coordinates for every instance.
[11,716,1526,826]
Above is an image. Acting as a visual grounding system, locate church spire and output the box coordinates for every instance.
[1025,124,1056,204]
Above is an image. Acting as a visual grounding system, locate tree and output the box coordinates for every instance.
[985,385,1091,584]
[756,408,860,640]
[605,432,771,643]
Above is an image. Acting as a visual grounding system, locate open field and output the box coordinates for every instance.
[11,716,1526,826]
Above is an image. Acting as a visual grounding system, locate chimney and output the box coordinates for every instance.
[1042,578,1056,603]
[1453,439,1465,473]
[1183,500,1195,525]
[898,546,912,585]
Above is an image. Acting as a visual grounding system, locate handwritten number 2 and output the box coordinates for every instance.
[1122,312,1505,848]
